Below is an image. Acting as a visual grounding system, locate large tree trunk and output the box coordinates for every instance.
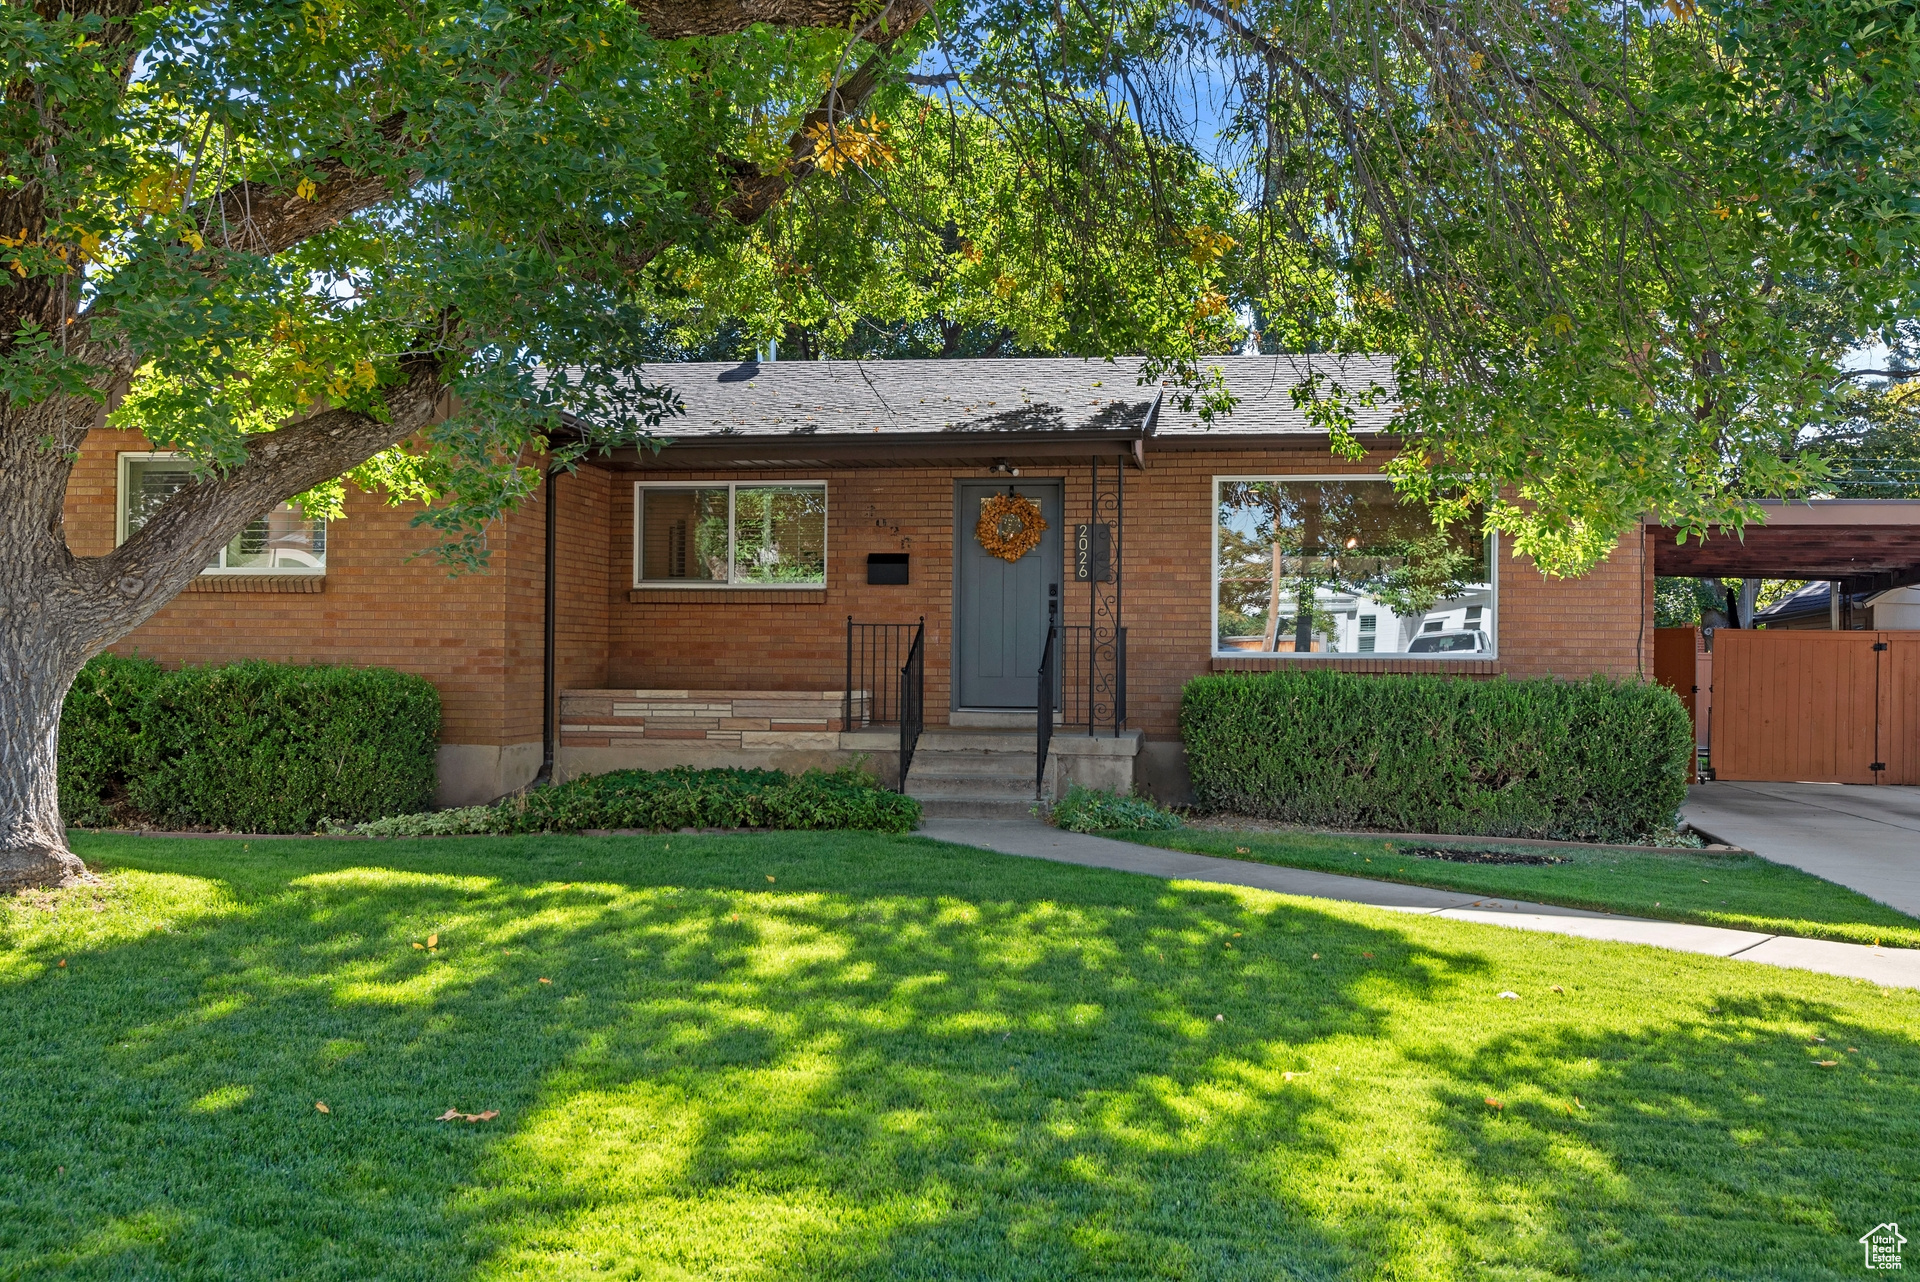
[0,393,104,892]
[0,642,89,892]
[0,361,447,892]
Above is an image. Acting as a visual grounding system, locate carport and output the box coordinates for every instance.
[1652,499,1920,785]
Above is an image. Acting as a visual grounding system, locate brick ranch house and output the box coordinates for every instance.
[69,355,1654,813]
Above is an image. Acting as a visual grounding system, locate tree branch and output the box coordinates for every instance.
[206,113,414,256]
[721,0,934,224]
[85,354,447,623]
[626,0,890,40]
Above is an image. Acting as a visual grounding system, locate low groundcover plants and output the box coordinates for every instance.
[335,765,921,836]
[1048,784,1184,834]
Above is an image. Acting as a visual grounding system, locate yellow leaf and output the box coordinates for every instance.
[413,942,424,950]
[296,177,318,201]
[183,230,204,251]
[315,1101,331,1113]
[538,977,552,984]
[765,875,775,883]
[427,933,438,948]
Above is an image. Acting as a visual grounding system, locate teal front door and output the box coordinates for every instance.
[954,480,1063,708]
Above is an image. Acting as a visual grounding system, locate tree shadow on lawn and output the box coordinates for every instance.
[2,831,1914,1281]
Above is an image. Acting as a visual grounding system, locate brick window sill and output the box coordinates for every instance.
[185,575,326,594]
[1211,655,1499,675]
[628,588,828,605]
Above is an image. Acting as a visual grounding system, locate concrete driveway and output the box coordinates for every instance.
[1684,782,1920,917]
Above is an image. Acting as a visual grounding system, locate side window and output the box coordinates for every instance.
[119,454,326,574]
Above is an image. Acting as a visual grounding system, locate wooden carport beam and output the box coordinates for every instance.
[1652,499,1920,586]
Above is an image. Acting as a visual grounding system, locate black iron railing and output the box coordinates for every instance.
[845,617,925,793]
[900,622,925,787]
[1059,624,1128,736]
[844,618,922,729]
[1036,620,1057,798]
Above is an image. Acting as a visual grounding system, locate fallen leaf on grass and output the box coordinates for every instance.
[1283,1071,1307,1082]
[1550,985,1564,994]
[435,1109,499,1123]
[315,1102,330,1114]
[427,934,438,948]
[1815,1060,1840,1068]
[57,959,66,968]
[1311,953,1320,960]
[1235,847,1250,854]
[1497,991,1520,1000]
[413,943,425,950]
[1214,1013,1225,1022]
[538,978,552,985]
[1361,951,1374,959]
[765,875,776,883]
[1485,1097,1504,1111]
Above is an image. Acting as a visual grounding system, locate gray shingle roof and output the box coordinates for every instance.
[1153,354,1399,436]
[630,354,1398,440]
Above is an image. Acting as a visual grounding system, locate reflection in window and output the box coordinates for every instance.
[121,456,326,573]
[634,483,827,587]
[638,487,729,582]
[733,487,827,584]
[1215,478,1492,657]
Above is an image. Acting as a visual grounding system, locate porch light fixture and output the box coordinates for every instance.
[987,460,1021,476]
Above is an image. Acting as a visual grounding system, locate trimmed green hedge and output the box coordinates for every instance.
[58,654,164,828]
[59,656,440,832]
[336,765,922,836]
[1180,670,1691,843]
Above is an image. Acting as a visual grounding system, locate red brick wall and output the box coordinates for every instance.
[599,448,1653,742]
[66,435,1653,757]
[69,429,518,748]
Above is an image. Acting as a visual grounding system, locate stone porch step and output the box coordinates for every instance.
[905,729,1040,815]
[915,794,1041,819]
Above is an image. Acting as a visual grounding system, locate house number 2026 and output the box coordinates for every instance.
[1075,523,1112,582]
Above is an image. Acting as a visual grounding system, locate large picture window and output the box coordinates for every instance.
[1214,477,1494,658]
[634,482,827,587]
[118,454,326,574]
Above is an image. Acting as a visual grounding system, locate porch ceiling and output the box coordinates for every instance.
[1653,500,1920,592]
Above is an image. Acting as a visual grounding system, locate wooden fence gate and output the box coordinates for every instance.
[1710,629,1920,784]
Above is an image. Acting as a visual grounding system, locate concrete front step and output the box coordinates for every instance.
[904,727,1138,816]
[916,795,1040,819]
[908,774,1039,799]
[913,730,1038,754]
[909,753,1039,779]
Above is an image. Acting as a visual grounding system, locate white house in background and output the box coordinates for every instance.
[1322,583,1496,655]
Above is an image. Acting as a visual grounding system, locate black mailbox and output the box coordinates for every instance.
[867,553,909,585]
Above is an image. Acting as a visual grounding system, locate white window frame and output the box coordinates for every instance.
[1210,473,1498,661]
[631,479,829,589]
[117,452,326,576]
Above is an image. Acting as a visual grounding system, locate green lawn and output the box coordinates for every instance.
[1113,827,1920,950]
[2,831,1914,1281]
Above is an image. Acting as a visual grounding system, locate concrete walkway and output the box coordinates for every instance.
[1684,781,1920,917]
[918,818,1920,990]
